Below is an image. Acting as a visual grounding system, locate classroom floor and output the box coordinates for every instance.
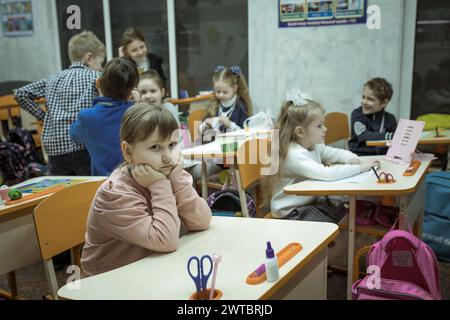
[1,233,449,300]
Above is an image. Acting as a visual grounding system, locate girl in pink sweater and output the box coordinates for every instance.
[81,103,212,277]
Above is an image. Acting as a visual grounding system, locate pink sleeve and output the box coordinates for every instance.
[168,170,212,231]
[93,179,181,252]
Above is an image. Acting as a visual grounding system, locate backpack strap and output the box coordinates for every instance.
[381,229,422,251]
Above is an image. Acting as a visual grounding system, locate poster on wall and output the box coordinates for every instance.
[279,0,366,28]
[0,0,33,37]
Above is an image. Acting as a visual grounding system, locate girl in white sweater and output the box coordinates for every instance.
[268,89,379,222]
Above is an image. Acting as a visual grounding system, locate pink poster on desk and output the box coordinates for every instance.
[386,119,425,164]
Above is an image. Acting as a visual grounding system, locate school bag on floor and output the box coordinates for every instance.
[352,224,442,300]
[422,172,450,262]
[7,127,43,164]
[0,142,30,185]
[206,173,256,218]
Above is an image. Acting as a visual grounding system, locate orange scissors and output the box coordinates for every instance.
[378,172,396,184]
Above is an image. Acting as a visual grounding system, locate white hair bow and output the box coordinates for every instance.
[285,89,312,107]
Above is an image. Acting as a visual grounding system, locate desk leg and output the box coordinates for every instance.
[398,195,423,237]
[201,160,207,199]
[233,166,249,218]
[347,196,356,300]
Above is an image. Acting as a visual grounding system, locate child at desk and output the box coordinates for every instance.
[132,70,179,123]
[348,77,397,156]
[267,89,379,222]
[70,57,139,176]
[81,103,211,277]
[199,65,253,141]
[15,31,105,175]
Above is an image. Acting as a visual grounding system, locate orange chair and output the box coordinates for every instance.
[33,180,104,299]
[236,138,272,218]
[188,109,207,142]
[0,95,21,140]
[324,112,350,146]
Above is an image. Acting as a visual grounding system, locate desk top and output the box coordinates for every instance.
[181,131,271,160]
[284,157,431,196]
[367,130,450,146]
[58,216,338,300]
[0,176,106,218]
[181,138,242,159]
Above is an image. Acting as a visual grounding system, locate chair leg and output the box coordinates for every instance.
[0,272,19,299]
[353,246,371,283]
[43,259,59,300]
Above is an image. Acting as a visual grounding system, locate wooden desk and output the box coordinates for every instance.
[58,216,338,300]
[181,136,258,217]
[366,130,450,146]
[284,157,431,299]
[0,176,106,293]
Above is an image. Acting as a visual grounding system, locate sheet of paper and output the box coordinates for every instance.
[319,170,376,183]
[386,119,425,164]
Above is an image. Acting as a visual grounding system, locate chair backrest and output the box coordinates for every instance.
[324,112,350,145]
[236,138,272,190]
[0,94,21,121]
[188,109,207,142]
[33,180,104,261]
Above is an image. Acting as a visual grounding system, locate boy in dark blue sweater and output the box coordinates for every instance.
[348,78,397,156]
[70,58,139,176]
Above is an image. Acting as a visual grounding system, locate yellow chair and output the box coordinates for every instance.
[236,138,272,218]
[324,112,350,145]
[188,109,207,143]
[33,180,104,299]
[0,94,21,140]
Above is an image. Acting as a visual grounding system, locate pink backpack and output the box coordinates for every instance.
[352,229,442,300]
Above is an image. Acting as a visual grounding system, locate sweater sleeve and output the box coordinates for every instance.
[93,179,181,252]
[168,169,212,231]
[15,79,47,121]
[69,113,85,143]
[285,148,361,181]
[320,144,358,164]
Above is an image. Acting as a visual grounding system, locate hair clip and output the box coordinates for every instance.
[286,89,311,107]
[230,66,241,76]
[214,65,225,73]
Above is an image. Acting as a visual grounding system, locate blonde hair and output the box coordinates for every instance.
[68,31,105,63]
[120,103,179,166]
[261,99,325,206]
[205,67,253,119]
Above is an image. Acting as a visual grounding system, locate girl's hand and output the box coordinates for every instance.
[203,118,214,128]
[359,159,381,172]
[129,164,166,188]
[219,115,231,128]
[169,156,184,178]
[347,158,360,165]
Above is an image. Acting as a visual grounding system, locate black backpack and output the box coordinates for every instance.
[0,142,29,185]
[7,127,43,164]
[0,127,44,186]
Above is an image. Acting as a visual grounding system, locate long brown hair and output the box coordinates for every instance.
[204,66,253,119]
[261,99,325,206]
[120,28,147,58]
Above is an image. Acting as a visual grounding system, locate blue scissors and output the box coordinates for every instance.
[187,255,213,300]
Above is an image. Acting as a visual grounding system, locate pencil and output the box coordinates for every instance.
[372,166,381,182]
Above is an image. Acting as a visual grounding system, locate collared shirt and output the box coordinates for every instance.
[15,62,101,156]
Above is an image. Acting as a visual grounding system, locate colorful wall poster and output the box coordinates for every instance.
[280,0,306,22]
[279,0,367,28]
[307,0,334,20]
[335,0,365,18]
[0,0,33,37]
